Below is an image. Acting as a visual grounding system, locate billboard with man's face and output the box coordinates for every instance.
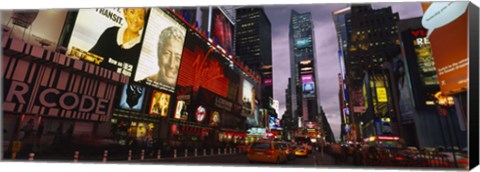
[134,8,187,93]
[67,8,148,77]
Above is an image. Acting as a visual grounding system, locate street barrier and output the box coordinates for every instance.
[203,149,206,156]
[174,149,177,158]
[218,148,221,155]
[211,148,214,156]
[141,149,145,160]
[128,150,132,161]
[102,150,108,163]
[224,148,227,155]
[73,151,79,163]
[185,149,188,157]
[195,149,198,157]
[28,153,35,161]
[157,150,161,160]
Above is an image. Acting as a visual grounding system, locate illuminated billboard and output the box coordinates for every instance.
[211,8,234,54]
[301,74,313,83]
[209,111,220,126]
[241,79,256,117]
[302,82,315,97]
[294,38,312,49]
[176,30,230,97]
[1,10,67,52]
[68,8,148,77]
[174,100,189,120]
[149,89,171,117]
[172,7,197,26]
[134,8,187,93]
[422,2,468,95]
[119,84,146,111]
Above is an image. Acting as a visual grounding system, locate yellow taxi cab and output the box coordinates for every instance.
[295,145,308,157]
[247,140,288,164]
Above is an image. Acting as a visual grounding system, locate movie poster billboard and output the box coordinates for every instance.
[1,9,67,52]
[241,79,256,117]
[172,7,197,26]
[211,8,234,54]
[119,83,146,111]
[209,111,220,126]
[176,30,230,97]
[67,8,148,77]
[393,56,415,124]
[134,8,187,93]
[149,89,171,117]
[174,100,189,120]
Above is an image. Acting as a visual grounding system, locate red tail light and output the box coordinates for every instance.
[458,158,469,164]
[265,149,275,155]
[395,157,405,161]
[247,147,252,153]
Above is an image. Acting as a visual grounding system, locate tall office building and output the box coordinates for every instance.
[289,10,319,127]
[332,6,352,142]
[235,7,273,113]
[343,4,402,142]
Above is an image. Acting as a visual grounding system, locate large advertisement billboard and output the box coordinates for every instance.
[241,79,255,117]
[422,2,468,95]
[119,84,146,111]
[68,8,148,77]
[211,8,234,54]
[393,56,415,124]
[149,89,171,117]
[176,30,230,97]
[134,8,187,93]
[2,10,67,52]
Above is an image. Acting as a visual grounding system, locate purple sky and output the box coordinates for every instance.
[265,2,424,140]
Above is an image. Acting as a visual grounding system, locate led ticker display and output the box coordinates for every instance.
[1,10,67,52]
[68,8,148,77]
[149,89,171,117]
[176,30,230,97]
[211,8,234,54]
[134,8,187,93]
[119,84,146,111]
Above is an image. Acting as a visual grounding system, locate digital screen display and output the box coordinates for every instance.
[302,82,315,97]
[119,83,146,111]
[134,8,187,93]
[209,111,220,126]
[301,74,313,83]
[68,8,148,77]
[295,38,312,49]
[393,56,415,123]
[176,30,230,97]
[2,10,67,52]
[172,7,197,26]
[211,8,234,54]
[149,89,171,117]
[263,77,273,87]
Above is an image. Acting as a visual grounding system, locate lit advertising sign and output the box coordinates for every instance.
[174,100,189,120]
[209,111,220,126]
[68,8,148,77]
[263,78,273,87]
[302,82,315,97]
[119,84,145,111]
[376,87,388,103]
[295,38,312,49]
[176,30,230,97]
[195,106,206,122]
[301,74,313,83]
[134,8,187,93]
[211,8,234,54]
[149,89,171,117]
[412,31,438,87]
[1,10,67,52]
[422,2,468,95]
[3,57,116,122]
[241,79,255,117]
[172,8,197,26]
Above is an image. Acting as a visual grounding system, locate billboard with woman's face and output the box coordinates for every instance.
[134,8,187,93]
[67,8,148,77]
[149,90,171,117]
[211,8,234,54]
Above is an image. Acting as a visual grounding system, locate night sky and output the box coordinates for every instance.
[264,2,424,140]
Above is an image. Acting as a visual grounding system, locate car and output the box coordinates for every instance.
[276,141,296,160]
[295,145,308,157]
[246,140,288,164]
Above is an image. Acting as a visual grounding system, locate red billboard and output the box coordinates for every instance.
[176,30,230,97]
[211,8,234,54]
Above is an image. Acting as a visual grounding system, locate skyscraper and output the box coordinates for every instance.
[289,10,319,127]
[235,7,273,113]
